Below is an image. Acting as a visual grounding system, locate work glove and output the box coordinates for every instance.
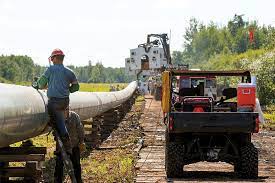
[32,76,39,90]
[79,142,87,155]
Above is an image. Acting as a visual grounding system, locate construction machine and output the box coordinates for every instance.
[125,33,171,99]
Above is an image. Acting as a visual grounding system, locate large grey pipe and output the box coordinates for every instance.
[0,81,137,148]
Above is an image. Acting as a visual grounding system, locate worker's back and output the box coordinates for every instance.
[44,64,77,98]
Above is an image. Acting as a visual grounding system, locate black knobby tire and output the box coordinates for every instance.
[165,131,184,178]
[238,143,258,179]
[234,160,242,177]
[234,161,241,173]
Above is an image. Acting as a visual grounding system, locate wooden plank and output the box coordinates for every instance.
[0,155,45,162]
[0,167,41,177]
[0,147,46,155]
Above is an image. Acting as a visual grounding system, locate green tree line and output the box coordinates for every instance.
[0,56,133,84]
[173,15,275,67]
[0,55,43,83]
[67,62,133,83]
[172,15,275,105]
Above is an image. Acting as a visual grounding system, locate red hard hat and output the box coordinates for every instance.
[50,48,65,58]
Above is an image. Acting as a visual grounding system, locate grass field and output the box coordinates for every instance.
[79,83,127,92]
[3,82,129,92]
[262,105,275,130]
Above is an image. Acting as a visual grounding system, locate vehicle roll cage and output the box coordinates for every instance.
[168,70,251,83]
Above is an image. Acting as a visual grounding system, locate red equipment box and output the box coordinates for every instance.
[237,83,256,108]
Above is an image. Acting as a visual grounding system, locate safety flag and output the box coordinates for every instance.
[249,28,254,43]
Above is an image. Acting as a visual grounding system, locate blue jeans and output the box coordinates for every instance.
[48,98,69,137]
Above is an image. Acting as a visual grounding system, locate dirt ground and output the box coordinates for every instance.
[135,97,275,183]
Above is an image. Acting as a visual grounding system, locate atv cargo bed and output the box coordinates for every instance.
[170,112,258,133]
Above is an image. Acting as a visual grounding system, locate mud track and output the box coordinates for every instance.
[135,97,275,183]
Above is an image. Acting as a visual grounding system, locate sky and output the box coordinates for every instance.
[0,0,274,68]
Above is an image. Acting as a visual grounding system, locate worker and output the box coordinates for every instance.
[116,84,120,91]
[148,80,152,94]
[197,82,204,96]
[54,106,86,183]
[109,84,115,91]
[32,48,79,154]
